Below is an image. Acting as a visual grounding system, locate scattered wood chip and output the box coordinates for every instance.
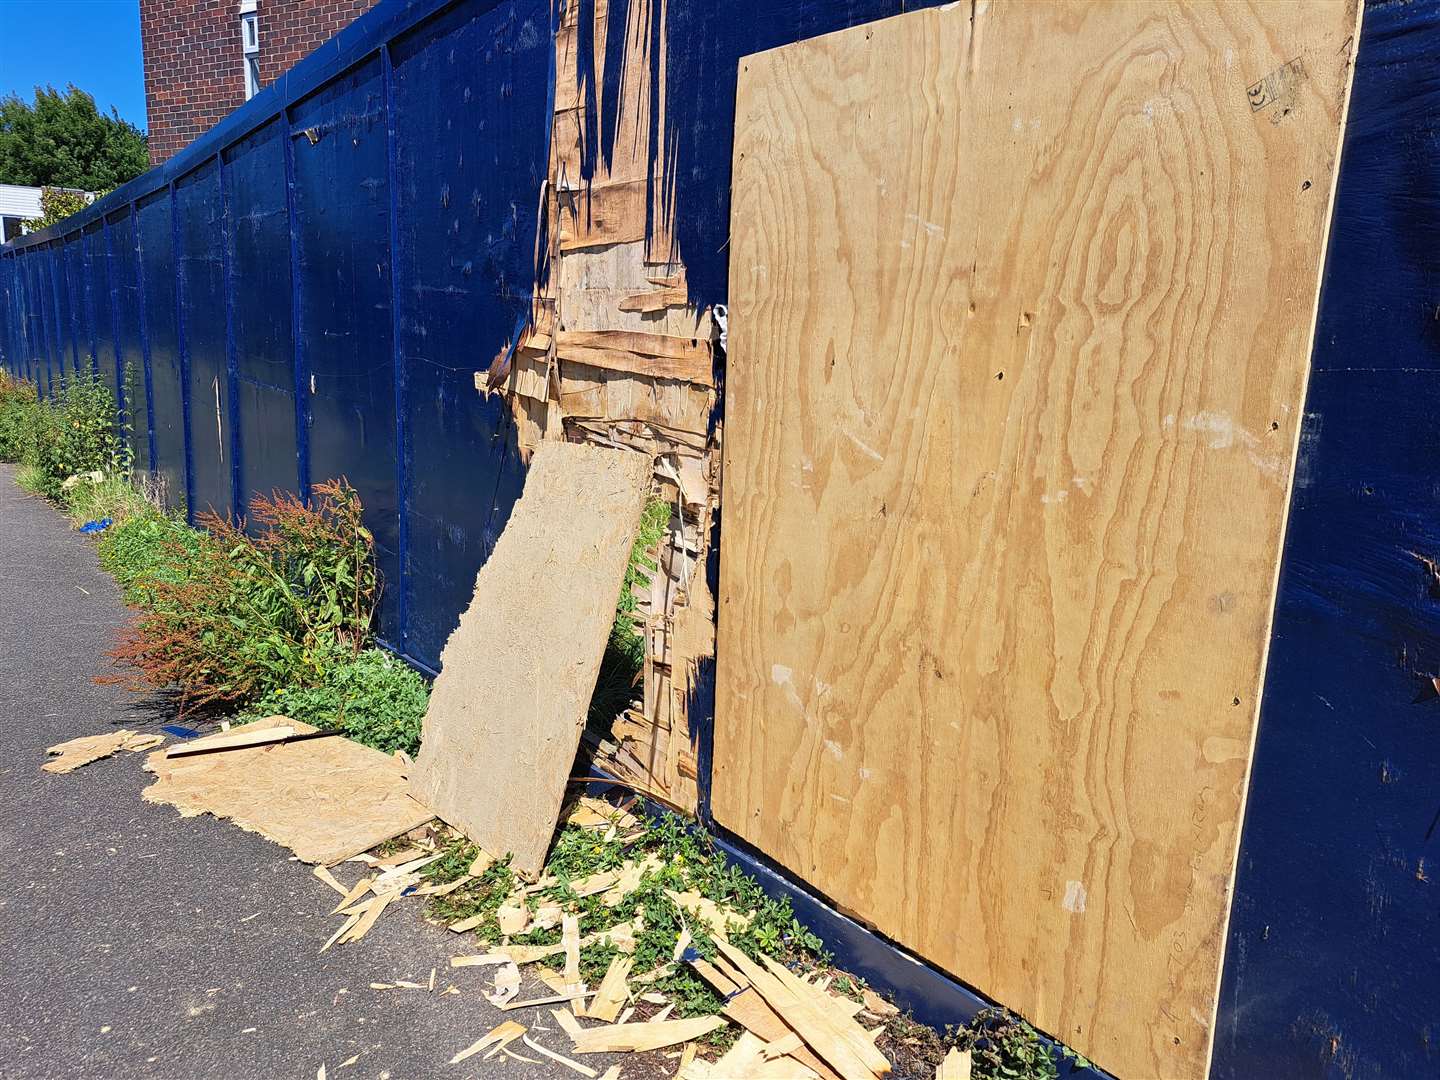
[503,1047,544,1065]
[312,865,349,897]
[672,927,692,964]
[715,941,887,1080]
[601,855,661,907]
[666,890,753,937]
[429,967,436,992]
[374,845,424,867]
[569,868,624,898]
[936,1047,971,1080]
[451,1020,526,1064]
[469,849,496,877]
[552,1008,584,1039]
[571,1016,727,1054]
[588,955,633,1023]
[414,874,472,897]
[688,958,740,998]
[673,1042,698,1079]
[860,988,898,1019]
[497,898,530,935]
[485,962,522,1008]
[321,911,361,953]
[599,1068,621,1080]
[448,913,486,933]
[523,1034,599,1077]
[640,992,669,1005]
[563,914,583,1008]
[494,921,639,965]
[340,890,396,944]
[532,900,564,931]
[682,1031,820,1079]
[338,1055,359,1068]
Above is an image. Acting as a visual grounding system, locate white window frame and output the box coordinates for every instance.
[239,1,261,100]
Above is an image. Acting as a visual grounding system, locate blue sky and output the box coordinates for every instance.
[0,1,147,129]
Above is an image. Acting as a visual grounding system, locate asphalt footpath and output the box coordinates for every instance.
[0,465,647,1080]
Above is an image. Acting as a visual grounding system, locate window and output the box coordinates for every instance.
[2,216,23,244]
[239,1,260,100]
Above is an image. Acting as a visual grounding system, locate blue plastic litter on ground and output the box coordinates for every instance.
[79,518,112,533]
[160,725,201,740]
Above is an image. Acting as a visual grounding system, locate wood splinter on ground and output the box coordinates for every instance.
[42,729,164,773]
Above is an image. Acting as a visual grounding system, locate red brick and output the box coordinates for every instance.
[140,0,379,164]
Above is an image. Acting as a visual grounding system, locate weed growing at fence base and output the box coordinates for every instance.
[0,372,39,462]
[104,480,378,713]
[588,498,671,729]
[97,511,202,605]
[21,373,126,499]
[422,808,824,1030]
[236,647,430,755]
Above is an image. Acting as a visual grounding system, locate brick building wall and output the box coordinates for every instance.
[140,0,378,165]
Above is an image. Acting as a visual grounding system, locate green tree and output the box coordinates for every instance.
[0,85,148,191]
[23,187,93,231]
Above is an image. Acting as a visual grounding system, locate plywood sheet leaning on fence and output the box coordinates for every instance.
[714,3,1360,1079]
[408,441,652,877]
[142,715,434,864]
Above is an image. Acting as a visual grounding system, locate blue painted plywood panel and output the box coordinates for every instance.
[55,239,80,376]
[291,55,403,645]
[1214,3,1440,1078]
[175,163,232,519]
[224,119,300,507]
[84,223,117,402]
[107,209,151,470]
[388,0,551,667]
[136,190,188,510]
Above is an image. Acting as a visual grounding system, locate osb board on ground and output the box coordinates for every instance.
[713,3,1360,1078]
[408,441,651,877]
[143,716,433,865]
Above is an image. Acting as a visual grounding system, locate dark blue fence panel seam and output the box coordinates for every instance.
[381,41,409,659]
[282,106,310,500]
[168,182,196,520]
[218,151,244,522]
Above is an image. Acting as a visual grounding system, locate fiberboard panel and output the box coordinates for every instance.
[713,3,1359,1078]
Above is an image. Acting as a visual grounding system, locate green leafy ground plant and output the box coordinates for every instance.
[0,371,39,462]
[237,647,430,755]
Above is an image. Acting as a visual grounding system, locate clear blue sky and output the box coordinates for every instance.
[0,0,147,130]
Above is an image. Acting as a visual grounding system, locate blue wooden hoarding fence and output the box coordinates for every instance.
[6,0,1440,1076]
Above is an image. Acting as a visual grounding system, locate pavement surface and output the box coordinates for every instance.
[0,465,653,1080]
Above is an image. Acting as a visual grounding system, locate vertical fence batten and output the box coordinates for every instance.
[218,150,243,522]
[281,106,309,502]
[167,180,195,520]
[381,40,409,659]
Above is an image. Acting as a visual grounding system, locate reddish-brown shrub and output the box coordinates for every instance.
[102,479,377,713]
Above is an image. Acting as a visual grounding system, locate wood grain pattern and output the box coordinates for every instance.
[409,441,651,877]
[714,4,1359,1078]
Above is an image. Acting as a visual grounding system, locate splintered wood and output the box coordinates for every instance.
[42,729,164,772]
[408,441,651,877]
[142,716,433,864]
[481,0,713,813]
[716,3,1360,1078]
